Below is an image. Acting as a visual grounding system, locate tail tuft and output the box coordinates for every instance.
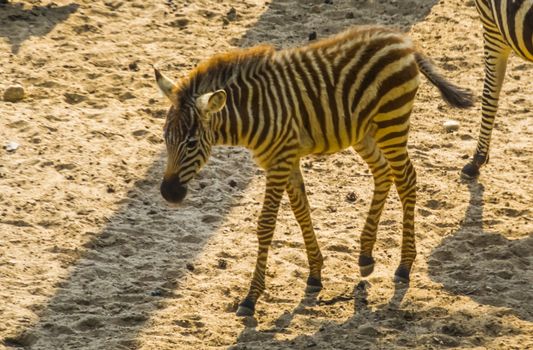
[415,52,474,109]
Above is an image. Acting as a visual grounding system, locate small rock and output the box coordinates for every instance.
[357,324,380,336]
[226,7,237,21]
[443,120,460,132]
[3,331,38,347]
[150,289,163,297]
[128,62,139,71]
[169,18,189,28]
[324,0,333,4]
[346,191,357,203]
[119,91,136,102]
[228,179,238,188]
[217,259,227,269]
[3,84,25,102]
[308,31,317,41]
[186,263,195,272]
[345,11,355,19]
[132,129,149,137]
[202,214,221,223]
[5,141,19,152]
[310,5,322,13]
[64,92,87,104]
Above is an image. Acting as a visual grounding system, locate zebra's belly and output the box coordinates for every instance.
[302,129,358,156]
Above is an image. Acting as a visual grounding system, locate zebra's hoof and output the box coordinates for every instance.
[305,276,323,294]
[359,255,375,277]
[394,266,411,284]
[236,299,255,317]
[461,161,480,180]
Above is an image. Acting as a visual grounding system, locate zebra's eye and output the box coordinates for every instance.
[187,137,198,148]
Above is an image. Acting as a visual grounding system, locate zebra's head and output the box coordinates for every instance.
[154,67,227,204]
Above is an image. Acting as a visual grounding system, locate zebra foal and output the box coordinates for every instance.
[154,26,473,316]
[462,0,533,178]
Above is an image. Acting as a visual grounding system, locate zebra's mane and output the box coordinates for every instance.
[177,45,275,99]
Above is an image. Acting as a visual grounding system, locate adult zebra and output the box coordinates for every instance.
[155,26,473,316]
[462,0,533,178]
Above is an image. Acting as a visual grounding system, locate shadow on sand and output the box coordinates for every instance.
[6,0,526,349]
[429,181,533,322]
[2,149,255,349]
[0,1,79,54]
[228,180,530,349]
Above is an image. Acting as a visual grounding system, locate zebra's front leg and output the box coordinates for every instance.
[286,163,324,294]
[236,164,291,317]
[462,35,510,178]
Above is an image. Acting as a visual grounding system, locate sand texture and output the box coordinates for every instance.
[1,0,532,349]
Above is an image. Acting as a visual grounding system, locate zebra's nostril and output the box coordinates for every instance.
[160,177,188,203]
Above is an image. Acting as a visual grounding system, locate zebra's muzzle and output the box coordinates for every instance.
[160,176,188,204]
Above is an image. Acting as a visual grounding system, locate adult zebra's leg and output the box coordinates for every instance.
[462,33,511,178]
[353,133,393,277]
[376,120,417,282]
[236,161,292,317]
[286,163,324,294]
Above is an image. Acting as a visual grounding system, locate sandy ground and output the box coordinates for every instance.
[1,0,532,349]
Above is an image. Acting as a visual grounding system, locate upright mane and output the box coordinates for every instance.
[176,45,275,99]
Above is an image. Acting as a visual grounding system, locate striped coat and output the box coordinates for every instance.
[462,0,532,178]
[155,26,473,316]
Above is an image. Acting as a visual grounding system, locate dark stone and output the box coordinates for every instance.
[217,259,227,269]
[226,7,237,21]
[128,62,139,71]
[345,191,357,203]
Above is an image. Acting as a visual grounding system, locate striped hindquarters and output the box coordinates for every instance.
[475,0,533,61]
[276,28,421,155]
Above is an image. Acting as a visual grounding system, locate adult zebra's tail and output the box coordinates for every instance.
[414,52,474,109]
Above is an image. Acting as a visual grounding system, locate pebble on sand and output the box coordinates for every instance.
[3,84,25,102]
[443,120,460,132]
[5,141,20,152]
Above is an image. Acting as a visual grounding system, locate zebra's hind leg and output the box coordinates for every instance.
[286,163,324,294]
[374,116,417,283]
[236,161,292,317]
[462,34,511,179]
[353,133,393,278]
[381,147,417,283]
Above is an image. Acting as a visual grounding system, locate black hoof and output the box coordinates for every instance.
[461,162,480,179]
[359,255,375,277]
[305,276,323,294]
[236,298,255,317]
[394,266,411,283]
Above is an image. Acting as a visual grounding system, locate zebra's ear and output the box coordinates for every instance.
[154,67,177,102]
[196,90,227,114]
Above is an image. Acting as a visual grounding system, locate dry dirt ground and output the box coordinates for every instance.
[1,0,532,349]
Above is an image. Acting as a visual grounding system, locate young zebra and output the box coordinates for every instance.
[155,26,473,316]
[462,0,533,178]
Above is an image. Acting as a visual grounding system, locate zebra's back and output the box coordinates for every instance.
[269,27,420,157]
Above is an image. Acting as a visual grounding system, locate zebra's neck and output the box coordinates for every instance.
[207,60,272,149]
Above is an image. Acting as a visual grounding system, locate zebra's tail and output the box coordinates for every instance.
[414,52,474,109]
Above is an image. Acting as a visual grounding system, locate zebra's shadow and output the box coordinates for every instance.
[0,1,79,54]
[428,180,533,322]
[230,281,410,349]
